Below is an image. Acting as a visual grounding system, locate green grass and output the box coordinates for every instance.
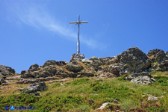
[0,72,168,111]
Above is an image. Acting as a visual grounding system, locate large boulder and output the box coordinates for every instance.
[0,65,15,76]
[125,72,155,85]
[22,82,47,94]
[66,63,83,73]
[29,64,39,72]
[117,47,149,73]
[131,76,155,85]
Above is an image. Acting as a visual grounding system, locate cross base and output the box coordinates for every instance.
[70,53,85,62]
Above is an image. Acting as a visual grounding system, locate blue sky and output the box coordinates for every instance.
[0,0,168,73]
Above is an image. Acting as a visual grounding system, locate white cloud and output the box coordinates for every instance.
[4,1,105,49]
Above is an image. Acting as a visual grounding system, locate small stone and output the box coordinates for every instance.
[97,102,109,110]
[148,95,158,101]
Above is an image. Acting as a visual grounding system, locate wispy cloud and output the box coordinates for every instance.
[4,1,105,49]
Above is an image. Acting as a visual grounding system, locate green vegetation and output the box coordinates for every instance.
[0,72,168,111]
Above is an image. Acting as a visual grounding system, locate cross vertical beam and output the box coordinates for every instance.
[70,16,88,55]
[77,16,80,54]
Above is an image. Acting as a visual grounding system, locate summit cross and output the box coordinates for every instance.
[69,16,88,55]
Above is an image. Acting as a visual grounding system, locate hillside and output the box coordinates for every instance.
[0,47,168,111]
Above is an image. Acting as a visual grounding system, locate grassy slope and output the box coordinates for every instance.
[0,72,168,112]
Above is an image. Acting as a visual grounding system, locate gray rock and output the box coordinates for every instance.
[82,59,93,63]
[70,54,85,62]
[103,64,120,76]
[166,52,168,57]
[89,58,104,71]
[43,60,66,67]
[131,76,154,85]
[22,82,47,94]
[55,61,66,66]
[43,60,57,66]
[17,47,168,79]
[0,78,6,85]
[66,63,83,73]
[125,72,150,80]
[21,72,35,78]
[102,57,119,65]
[21,62,68,78]
[90,56,99,60]
[0,65,15,76]
[29,64,39,71]
[148,95,158,101]
[148,49,167,63]
[158,60,168,71]
[117,47,149,73]
[21,70,26,75]
[97,102,109,110]
[43,66,57,76]
[148,49,168,71]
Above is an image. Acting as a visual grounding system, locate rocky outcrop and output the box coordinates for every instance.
[0,65,15,76]
[147,49,167,62]
[18,47,167,84]
[21,61,68,78]
[21,60,91,79]
[117,47,149,73]
[148,49,168,71]
[0,47,167,86]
